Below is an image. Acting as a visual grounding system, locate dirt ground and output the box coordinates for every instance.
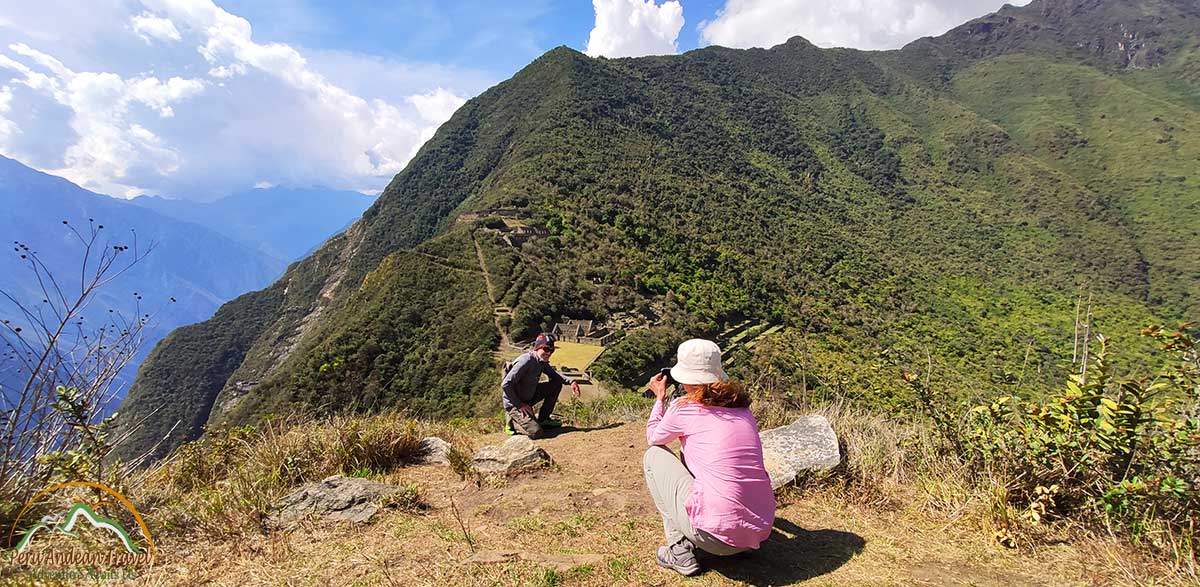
[137,422,1187,587]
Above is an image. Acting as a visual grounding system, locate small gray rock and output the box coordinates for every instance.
[417,436,451,465]
[471,435,552,475]
[759,414,841,490]
[268,475,404,528]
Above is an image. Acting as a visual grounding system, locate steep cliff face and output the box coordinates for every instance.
[116,0,1198,463]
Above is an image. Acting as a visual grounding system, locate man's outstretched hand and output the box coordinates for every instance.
[570,381,581,398]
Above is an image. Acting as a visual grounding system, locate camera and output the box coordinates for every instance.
[659,367,676,386]
[642,368,677,398]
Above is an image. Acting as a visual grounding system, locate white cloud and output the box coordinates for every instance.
[585,0,684,58]
[207,63,245,79]
[0,85,18,148]
[142,0,465,183]
[409,87,467,124]
[699,0,1033,51]
[0,55,46,95]
[303,49,494,106]
[406,87,468,160]
[126,76,205,117]
[131,12,182,44]
[0,42,204,196]
[0,0,487,199]
[9,43,72,79]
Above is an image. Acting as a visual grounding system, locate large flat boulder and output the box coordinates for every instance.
[267,475,404,528]
[471,435,552,475]
[759,414,841,490]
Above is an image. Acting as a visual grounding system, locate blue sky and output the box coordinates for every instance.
[212,0,727,77]
[0,0,1026,200]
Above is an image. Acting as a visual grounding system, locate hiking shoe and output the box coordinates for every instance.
[503,413,516,436]
[538,418,563,429]
[656,540,700,576]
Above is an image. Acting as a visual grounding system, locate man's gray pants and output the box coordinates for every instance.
[505,379,562,439]
[643,445,749,556]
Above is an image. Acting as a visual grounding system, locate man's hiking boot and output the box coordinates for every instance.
[656,539,700,576]
[538,418,563,429]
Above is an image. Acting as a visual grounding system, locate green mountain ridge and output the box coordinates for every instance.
[115,0,1199,462]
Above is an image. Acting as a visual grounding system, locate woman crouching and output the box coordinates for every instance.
[643,338,775,576]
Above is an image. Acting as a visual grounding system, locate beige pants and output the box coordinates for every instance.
[642,446,749,556]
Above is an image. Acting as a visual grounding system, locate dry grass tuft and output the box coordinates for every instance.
[132,411,428,540]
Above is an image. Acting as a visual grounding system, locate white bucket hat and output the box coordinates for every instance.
[669,339,727,385]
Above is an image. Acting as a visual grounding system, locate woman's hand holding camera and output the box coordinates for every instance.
[648,372,669,401]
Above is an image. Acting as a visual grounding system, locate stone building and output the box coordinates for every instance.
[552,319,614,346]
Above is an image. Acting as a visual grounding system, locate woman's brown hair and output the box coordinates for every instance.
[683,379,750,408]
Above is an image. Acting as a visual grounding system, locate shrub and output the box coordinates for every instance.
[560,392,653,428]
[930,324,1198,567]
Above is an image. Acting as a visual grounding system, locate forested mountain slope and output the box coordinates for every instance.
[886,0,1200,317]
[115,0,1198,462]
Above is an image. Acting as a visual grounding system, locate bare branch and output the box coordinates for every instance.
[0,217,162,513]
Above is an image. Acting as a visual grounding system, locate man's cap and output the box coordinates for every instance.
[669,339,727,385]
[533,333,556,349]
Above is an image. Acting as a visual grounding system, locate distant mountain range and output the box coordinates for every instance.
[0,156,371,405]
[132,187,374,263]
[118,0,1200,462]
[0,155,286,402]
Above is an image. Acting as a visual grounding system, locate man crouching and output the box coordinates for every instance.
[502,333,581,438]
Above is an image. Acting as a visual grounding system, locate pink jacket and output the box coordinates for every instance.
[647,398,776,549]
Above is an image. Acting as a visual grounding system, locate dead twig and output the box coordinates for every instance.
[448,497,475,553]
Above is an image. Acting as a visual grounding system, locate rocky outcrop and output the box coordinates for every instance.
[267,475,405,528]
[760,415,841,490]
[471,436,552,475]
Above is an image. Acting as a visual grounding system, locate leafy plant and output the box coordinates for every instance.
[931,324,1198,567]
